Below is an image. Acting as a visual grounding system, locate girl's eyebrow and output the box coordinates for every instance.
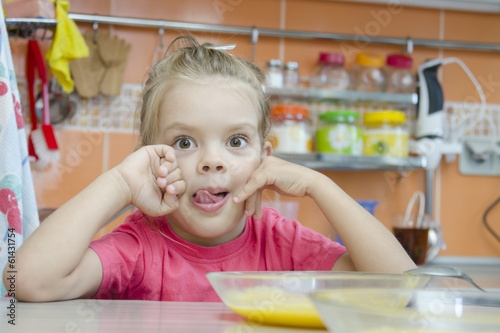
[164,122,258,133]
[225,123,258,133]
[163,122,194,132]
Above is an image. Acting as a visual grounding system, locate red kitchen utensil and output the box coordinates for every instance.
[26,39,59,168]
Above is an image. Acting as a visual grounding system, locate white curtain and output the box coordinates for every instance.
[0,11,39,296]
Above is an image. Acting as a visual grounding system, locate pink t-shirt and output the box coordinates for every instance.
[89,207,346,301]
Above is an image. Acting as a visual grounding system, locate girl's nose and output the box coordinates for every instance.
[197,148,227,173]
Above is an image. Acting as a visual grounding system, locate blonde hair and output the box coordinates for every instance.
[139,35,271,146]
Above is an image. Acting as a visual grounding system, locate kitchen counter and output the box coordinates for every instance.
[2,257,498,332]
[0,298,323,333]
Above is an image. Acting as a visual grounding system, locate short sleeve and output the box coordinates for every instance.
[89,217,148,299]
[259,207,347,271]
[289,221,346,271]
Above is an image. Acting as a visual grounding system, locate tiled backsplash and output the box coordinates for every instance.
[445,102,500,139]
[18,79,143,133]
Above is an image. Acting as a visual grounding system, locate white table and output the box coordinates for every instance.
[0,298,325,333]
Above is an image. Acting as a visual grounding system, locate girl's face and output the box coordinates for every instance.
[155,83,271,246]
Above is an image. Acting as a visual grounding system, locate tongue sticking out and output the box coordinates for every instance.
[193,189,227,204]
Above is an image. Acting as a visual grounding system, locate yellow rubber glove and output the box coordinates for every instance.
[45,0,88,93]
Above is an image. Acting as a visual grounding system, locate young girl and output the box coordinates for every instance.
[4,35,415,302]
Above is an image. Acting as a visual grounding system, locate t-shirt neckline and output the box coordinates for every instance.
[157,216,253,262]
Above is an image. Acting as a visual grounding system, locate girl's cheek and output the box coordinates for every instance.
[229,153,260,175]
[175,151,191,168]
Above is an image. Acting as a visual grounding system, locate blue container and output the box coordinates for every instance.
[336,200,379,246]
[357,200,379,215]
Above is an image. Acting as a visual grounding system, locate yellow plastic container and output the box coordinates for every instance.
[362,111,408,157]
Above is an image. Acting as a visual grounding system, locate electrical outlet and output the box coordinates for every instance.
[459,136,500,176]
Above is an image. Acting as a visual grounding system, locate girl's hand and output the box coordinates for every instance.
[114,145,186,216]
[233,156,317,219]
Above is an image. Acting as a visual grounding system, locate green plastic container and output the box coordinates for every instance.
[316,110,362,155]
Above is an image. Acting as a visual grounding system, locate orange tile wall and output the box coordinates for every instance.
[11,0,500,257]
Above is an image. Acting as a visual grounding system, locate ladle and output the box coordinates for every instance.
[405,266,486,292]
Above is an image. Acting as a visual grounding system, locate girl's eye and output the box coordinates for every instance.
[174,137,196,149]
[228,136,248,148]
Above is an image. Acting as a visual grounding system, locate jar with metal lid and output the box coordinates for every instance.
[362,110,408,157]
[265,59,283,88]
[270,104,312,153]
[385,54,416,94]
[283,61,299,88]
[316,110,362,155]
[310,52,350,90]
[353,52,386,92]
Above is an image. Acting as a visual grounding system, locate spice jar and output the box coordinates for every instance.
[385,54,416,94]
[363,110,408,157]
[316,110,362,155]
[310,52,350,90]
[353,52,386,92]
[283,61,299,88]
[265,59,283,88]
[270,105,312,153]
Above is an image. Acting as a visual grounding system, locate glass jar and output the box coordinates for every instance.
[385,54,416,94]
[363,110,408,157]
[310,52,350,90]
[270,104,312,153]
[316,110,362,155]
[265,59,283,88]
[283,61,299,88]
[353,52,386,92]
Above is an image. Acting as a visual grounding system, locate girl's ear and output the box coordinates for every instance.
[261,141,273,159]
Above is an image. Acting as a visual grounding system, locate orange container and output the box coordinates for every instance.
[270,105,313,153]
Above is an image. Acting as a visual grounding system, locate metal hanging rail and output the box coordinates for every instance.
[5,18,57,40]
[67,13,500,52]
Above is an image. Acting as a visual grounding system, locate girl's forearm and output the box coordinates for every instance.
[5,169,131,297]
[309,173,416,273]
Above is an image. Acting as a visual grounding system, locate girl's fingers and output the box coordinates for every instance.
[243,192,256,217]
[252,192,263,220]
[157,177,167,189]
[158,179,186,215]
[241,190,263,220]
[159,193,179,215]
[233,173,265,204]
[166,179,186,196]
[156,158,182,189]
[152,144,176,163]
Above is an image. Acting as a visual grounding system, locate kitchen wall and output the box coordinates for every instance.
[9,0,500,257]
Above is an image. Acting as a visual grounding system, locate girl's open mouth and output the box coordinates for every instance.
[191,189,230,213]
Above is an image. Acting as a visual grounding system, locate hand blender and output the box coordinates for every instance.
[416,58,445,140]
[416,56,487,142]
[415,58,447,219]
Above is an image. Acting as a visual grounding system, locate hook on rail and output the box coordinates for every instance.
[250,26,259,62]
[92,21,99,44]
[404,37,414,55]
